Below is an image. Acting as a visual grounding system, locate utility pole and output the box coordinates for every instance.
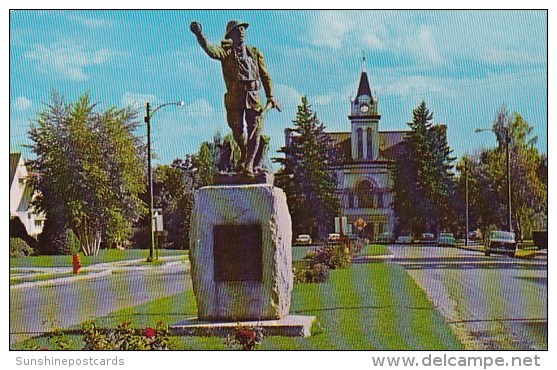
[504,128,512,232]
[145,102,155,261]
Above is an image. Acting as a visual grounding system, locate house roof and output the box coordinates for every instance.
[10,153,22,187]
[326,132,351,161]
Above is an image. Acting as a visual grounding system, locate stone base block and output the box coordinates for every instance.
[169,315,316,337]
[189,184,293,321]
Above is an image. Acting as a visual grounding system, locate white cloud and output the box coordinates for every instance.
[13,96,32,111]
[122,92,158,109]
[481,48,543,66]
[273,84,303,111]
[414,25,445,67]
[184,98,221,123]
[307,12,351,49]
[378,73,452,99]
[25,42,119,81]
[307,11,387,50]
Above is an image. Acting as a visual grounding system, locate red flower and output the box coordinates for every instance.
[41,347,48,350]
[237,329,256,342]
[144,327,156,338]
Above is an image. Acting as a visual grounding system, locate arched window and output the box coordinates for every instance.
[357,128,363,159]
[367,127,373,159]
[357,180,373,208]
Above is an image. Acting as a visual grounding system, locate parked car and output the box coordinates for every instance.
[295,234,312,245]
[377,232,394,243]
[468,230,480,240]
[437,232,456,247]
[421,233,436,244]
[396,235,412,244]
[327,233,341,243]
[484,230,517,257]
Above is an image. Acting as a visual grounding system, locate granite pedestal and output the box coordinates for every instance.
[188,184,293,321]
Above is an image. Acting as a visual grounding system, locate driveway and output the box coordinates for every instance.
[387,245,547,350]
[10,260,190,345]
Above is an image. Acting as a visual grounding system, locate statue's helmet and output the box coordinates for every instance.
[225,20,249,39]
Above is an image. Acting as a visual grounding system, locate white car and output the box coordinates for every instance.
[396,235,413,244]
[327,233,341,243]
[295,234,312,245]
[437,232,456,247]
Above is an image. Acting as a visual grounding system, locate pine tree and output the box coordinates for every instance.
[274,96,340,239]
[393,101,456,236]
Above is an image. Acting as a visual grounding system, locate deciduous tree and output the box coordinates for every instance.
[29,93,147,255]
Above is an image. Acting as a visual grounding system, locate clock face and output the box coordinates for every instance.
[360,105,369,113]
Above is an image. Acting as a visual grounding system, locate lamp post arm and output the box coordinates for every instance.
[147,101,185,119]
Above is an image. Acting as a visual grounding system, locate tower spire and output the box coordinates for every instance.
[361,50,367,72]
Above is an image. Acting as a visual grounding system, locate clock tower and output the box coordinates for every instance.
[349,55,381,161]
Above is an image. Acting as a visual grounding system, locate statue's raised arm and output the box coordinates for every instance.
[190,21,229,60]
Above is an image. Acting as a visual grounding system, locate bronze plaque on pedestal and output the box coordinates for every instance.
[213,224,262,281]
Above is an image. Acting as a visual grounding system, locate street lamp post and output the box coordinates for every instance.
[145,101,184,261]
[465,158,469,246]
[475,126,512,233]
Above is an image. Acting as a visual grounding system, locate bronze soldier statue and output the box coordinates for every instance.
[190,20,279,175]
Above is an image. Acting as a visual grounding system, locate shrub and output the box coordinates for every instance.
[307,244,351,269]
[37,218,79,255]
[10,238,34,257]
[19,327,69,350]
[225,325,264,350]
[65,229,81,254]
[82,321,171,350]
[293,263,329,284]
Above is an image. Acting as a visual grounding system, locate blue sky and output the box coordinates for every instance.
[9,9,547,168]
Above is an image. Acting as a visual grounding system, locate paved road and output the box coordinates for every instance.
[10,261,190,345]
[386,245,547,350]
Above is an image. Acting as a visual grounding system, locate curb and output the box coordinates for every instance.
[10,269,112,290]
[453,244,547,260]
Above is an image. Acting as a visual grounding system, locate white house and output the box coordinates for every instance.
[10,153,45,237]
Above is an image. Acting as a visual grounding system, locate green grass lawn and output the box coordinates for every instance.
[12,260,463,350]
[359,244,391,256]
[9,249,188,268]
[514,249,536,259]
